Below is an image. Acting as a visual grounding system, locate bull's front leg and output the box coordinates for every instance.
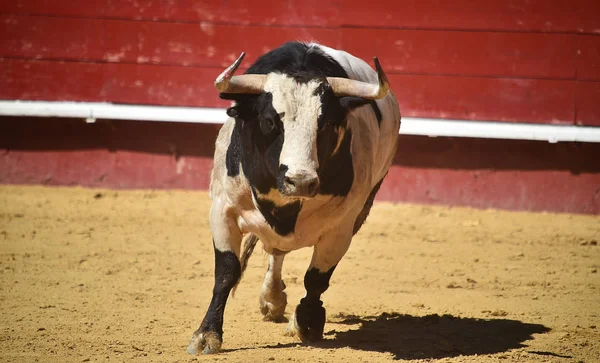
[286,227,353,343]
[187,199,242,355]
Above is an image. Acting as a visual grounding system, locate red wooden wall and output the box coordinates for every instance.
[1,0,599,125]
[1,2,600,214]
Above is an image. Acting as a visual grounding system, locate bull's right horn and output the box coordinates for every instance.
[214,52,266,94]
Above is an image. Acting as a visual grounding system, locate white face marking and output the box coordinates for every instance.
[264,73,322,184]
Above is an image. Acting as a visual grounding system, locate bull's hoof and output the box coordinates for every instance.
[186,331,222,355]
[259,289,288,323]
[284,312,300,337]
[285,301,325,343]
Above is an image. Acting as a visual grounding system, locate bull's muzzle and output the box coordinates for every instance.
[279,169,319,198]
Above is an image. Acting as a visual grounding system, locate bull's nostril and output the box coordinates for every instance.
[284,176,295,187]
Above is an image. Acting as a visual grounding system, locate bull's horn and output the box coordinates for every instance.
[214,52,266,94]
[326,57,390,100]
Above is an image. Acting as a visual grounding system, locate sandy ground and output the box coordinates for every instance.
[0,185,599,363]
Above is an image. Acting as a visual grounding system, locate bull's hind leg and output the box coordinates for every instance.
[286,228,352,342]
[259,250,288,322]
[187,198,242,355]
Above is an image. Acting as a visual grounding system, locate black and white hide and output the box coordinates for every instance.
[187,41,401,354]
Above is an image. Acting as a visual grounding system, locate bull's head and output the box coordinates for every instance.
[216,52,390,199]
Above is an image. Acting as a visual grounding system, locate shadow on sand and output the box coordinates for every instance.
[303,312,553,360]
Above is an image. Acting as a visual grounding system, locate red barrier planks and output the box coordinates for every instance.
[103,20,340,67]
[0,0,105,17]
[101,63,228,107]
[0,59,107,102]
[343,28,576,79]
[3,1,599,34]
[0,149,116,186]
[577,35,600,81]
[390,74,575,124]
[570,0,600,35]
[2,14,582,80]
[381,164,600,214]
[340,0,600,34]
[0,58,577,124]
[0,16,340,67]
[576,81,600,126]
[111,151,213,190]
[0,15,106,61]
[0,59,227,108]
[1,0,338,27]
[104,0,340,27]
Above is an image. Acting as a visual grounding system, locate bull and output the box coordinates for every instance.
[188,41,401,354]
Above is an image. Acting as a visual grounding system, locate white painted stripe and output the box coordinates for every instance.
[1,100,599,143]
[0,100,228,124]
[401,117,600,143]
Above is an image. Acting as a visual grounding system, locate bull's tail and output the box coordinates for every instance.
[231,233,259,297]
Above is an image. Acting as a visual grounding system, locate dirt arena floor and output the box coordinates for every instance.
[0,185,598,363]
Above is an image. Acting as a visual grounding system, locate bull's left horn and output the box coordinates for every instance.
[215,52,266,94]
[326,57,390,100]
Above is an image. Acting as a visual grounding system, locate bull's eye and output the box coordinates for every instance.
[260,117,277,134]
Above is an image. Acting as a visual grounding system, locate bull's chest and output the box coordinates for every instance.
[237,195,345,252]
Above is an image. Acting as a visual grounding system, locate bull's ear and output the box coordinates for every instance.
[226,106,239,118]
[339,96,371,112]
[220,93,240,101]
[221,93,257,119]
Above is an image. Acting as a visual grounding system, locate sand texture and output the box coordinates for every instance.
[0,186,598,362]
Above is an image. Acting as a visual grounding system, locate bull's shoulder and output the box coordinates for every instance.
[210,118,249,200]
[212,118,233,176]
